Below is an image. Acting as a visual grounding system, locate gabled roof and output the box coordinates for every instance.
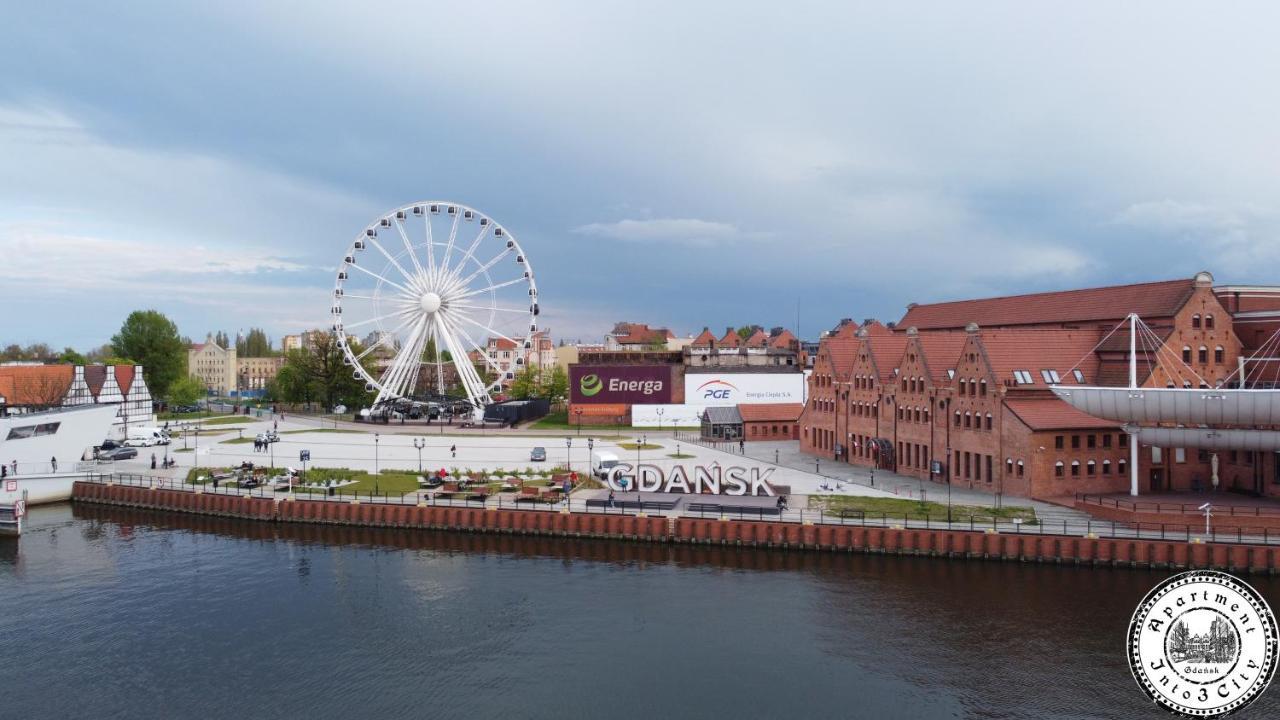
[691,328,717,347]
[1005,397,1121,431]
[613,323,674,345]
[718,329,743,348]
[768,329,797,350]
[910,332,969,384]
[489,337,518,350]
[818,335,860,376]
[864,334,911,382]
[744,329,770,348]
[898,277,1196,330]
[737,403,804,422]
[703,406,742,424]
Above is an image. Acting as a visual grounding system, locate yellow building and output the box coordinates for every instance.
[188,334,237,395]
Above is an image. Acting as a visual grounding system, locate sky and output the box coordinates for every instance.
[3,2,1279,351]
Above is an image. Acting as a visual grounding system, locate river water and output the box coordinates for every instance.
[2,504,1278,720]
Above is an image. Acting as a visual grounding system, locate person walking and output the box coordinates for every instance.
[50,456,57,473]
[150,453,157,470]
[450,444,456,459]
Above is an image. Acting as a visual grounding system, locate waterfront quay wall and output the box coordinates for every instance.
[71,482,1280,575]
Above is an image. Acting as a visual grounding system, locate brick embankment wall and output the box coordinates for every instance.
[71,482,1280,574]
[1075,500,1280,532]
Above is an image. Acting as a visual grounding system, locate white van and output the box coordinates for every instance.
[591,451,620,480]
[125,427,168,447]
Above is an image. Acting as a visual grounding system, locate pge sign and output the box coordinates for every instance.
[684,374,806,406]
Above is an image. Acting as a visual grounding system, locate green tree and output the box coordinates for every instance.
[275,333,375,409]
[167,375,206,406]
[509,365,540,399]
[111,310,187,398]
[736,324,763,340]
[237,328,275,357]
[58,347,88,365]
[542,365,569,404]
[214,330,230,349]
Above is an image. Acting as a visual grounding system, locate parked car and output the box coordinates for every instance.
[256,431,280,444]
[99,447,138,461]
[530,446,547,462]
[99,439,121,451]
[331,404,347,414]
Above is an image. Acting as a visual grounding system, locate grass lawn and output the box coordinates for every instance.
[617,442,663,450]
[289,467,421,496]
[157,410,223,420]
[810,495,1038,524]
[666,453,696,459]
[173,448,192,453]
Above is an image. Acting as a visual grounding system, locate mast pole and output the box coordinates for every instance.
[1128,313,1139,497]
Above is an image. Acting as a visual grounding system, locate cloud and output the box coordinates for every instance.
[573,218,742,245]
[1113,200,1280,276]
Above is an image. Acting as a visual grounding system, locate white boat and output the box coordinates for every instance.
[0,404,118,505]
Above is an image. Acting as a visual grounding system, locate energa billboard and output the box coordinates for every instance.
[684,373,805,406]
[569,365,673,404]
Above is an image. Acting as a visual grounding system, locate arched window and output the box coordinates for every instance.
[979,379,987,396]
[1182,346,1192,363]
[1055,461,1064,477]
[1103,459,1112,475]
[1118,459,1127,475]
[1016,460,1024,477]
[959,378,968,395]
[964,411,972,428]
[1192,313,1201,329]
[1198,346,1208,364]
[1006,458,1013,474]
[1215,346,1224,363]
[1206,314,1215,329]
[1086,460,1096,476]
[1071,460,1080,477]
[985,413,993,430]
[954,411,961,426]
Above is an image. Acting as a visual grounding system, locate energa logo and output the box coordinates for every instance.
[579,373,603,397]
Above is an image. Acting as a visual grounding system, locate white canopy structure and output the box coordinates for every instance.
[1135,427,1280,452]
[1050,386,1280,426]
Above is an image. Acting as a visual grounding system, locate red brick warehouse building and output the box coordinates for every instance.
[799,272,1280,502]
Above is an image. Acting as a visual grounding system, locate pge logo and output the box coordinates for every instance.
[697,379,738,401]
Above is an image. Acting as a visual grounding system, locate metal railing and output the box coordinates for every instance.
[78,473,1280,546]
[1076,493,1280,518]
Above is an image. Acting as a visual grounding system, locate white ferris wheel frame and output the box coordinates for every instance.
[331,201,539,414]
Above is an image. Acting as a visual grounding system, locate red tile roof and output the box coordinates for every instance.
[912,332,969,383]
[719,329,743,348]
[691,328,716,347]
[768,329,797,350]
[865,334,911,382]
[0,365,74,405]
[974,328,1103,388]
[821,335,861,376]
[898,278,1195,330]
[744,329,769,348]
[737,403,804,422]
[489,338,518,350]
[1004,398,1121,431]
[614,323,674,346]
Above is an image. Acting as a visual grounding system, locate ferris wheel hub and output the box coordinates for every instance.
[419,291,442,314]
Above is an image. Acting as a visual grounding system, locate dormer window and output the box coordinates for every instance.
[1072,369,1085,383]
[1040,369,1060,384]
[1013,370,1034,384]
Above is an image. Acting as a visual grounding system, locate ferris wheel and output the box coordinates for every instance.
[332,201,538,416]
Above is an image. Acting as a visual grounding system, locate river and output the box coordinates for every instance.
[2,504,1277,719]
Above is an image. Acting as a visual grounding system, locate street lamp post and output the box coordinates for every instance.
[655,407,664,434]
[374,432,380,476]
[574,408,583,435]
[414,437,425,472]
[587,438,594,477]
[565,437,573,474]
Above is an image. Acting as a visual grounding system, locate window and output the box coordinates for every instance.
[1016,460,1024,477]
[959,379,967,395]
[1071,460,1080,476]
[985,413,992,430]
[1192,313,1201,329]
[1013,370,1034,384]
[1006,458,1014,474]
[1055,435,1064,449]
[979,379,987,396]
[1152,447,1162,464]
[1118,459,1127,475]
[1119,433,1128,447]
[1071,435,1080,449]
[1072,369,1086,383]
[1086,460,1096,476]
[1087,434,1096,449]
[947,369,955,380]
[1102,460,1111,475]
[1102,434,1111,448]
[1055,461,1064,477]
[1198,346,1208,364]
[5,422,60,440]
[964,411,972,428]
[1175,447,1186,464]
[954,411,961,427]
[1183,346,1192,363]
[1206,314,1215,329]
[1041,369,1061,384]
[1215,346,1224,364]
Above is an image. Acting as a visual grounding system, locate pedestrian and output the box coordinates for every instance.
[151,454,157,470]
[273,419,278,431]
[50,456,57,472]
[607,490,615,508]
[739,438,745,454]
[450,444,456,458]
[10,460,15,475]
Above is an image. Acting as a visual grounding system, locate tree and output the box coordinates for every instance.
[11,372,72,410]
[111,311,187,399]
[237,328,275,357]
[543,365,569,404]
[736,324,763,340]
[509,365,540,399]
[167,375,206,406]
[275,333,375,409]
[214,330,230,350]
[58,347,87,365]
[1169,620,1190,659]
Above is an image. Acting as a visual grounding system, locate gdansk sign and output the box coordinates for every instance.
[604,463,776,496]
